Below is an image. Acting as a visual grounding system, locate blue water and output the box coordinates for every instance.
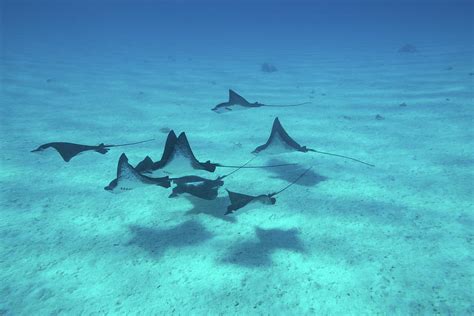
[1,0,473,314]
[3,1,473,58]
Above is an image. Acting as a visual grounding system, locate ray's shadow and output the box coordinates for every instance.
[222,227,305,267]
[127,220,213,258]
[267,158,328,186]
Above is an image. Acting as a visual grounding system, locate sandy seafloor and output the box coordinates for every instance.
[1,46,473,315]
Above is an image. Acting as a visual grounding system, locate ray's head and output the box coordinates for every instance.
[31,144,50,153]
[104,179,119,193]
[211,104,230,114]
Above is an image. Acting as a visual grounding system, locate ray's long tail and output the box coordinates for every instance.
[216,162,297,169]
[221,155,259,179]
[106,139,155,148]
[270,166,313,196]
[264,102,311,107]
[308,149,375,167]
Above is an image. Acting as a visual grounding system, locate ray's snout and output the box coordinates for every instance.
[104,179,117,192]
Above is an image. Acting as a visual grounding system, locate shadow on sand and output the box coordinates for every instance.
[267,158,328,186]
[127,220,213,258]
[223,227,305,267]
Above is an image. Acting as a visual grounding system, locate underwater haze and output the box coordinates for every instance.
[1,0,473,314]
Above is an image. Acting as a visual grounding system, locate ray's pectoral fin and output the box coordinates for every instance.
[58,152,77,162]
[56,143,93,162]
[224,189,258,215]
[252,117,305,154]
[104,153,170,193]
[228,89,251,105]
[134,156,154,173]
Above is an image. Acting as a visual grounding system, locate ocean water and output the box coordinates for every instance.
[1,0,473,314]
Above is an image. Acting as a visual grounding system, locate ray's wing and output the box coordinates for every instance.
[51,143,97,162]
[225,189,257,214]
[253,118,306,154]
[228,89,251,105]
[135,156,154,173]
[152,130,178,169]
[114,153,145,190]
[106,153,169,192]
[175,133,216,172]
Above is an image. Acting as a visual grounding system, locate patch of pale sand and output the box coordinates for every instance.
[1,49,473,314]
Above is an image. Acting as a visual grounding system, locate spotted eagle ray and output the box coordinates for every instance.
[134,130,297,177]
[168,176,225,200]
[252,117,375,167]
[31,139,154,162]
[104,153,170,193]
[168,156,257,200]
[225,167,312,215]
[212,89,310,113]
